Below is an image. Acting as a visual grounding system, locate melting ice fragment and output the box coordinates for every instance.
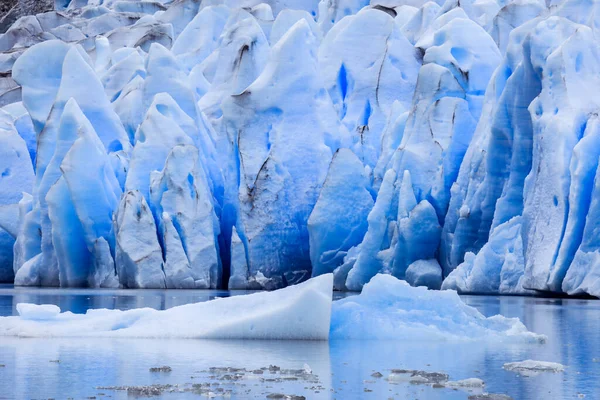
[0,274,334,340]
[331,274,545,342]
[503,360,565,376]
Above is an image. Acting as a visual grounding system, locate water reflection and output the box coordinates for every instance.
[0,288,598,399]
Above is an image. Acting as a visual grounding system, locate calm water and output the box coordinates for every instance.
[0,285,599,400]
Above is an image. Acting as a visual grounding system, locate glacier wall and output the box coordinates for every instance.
[1,0,600,297]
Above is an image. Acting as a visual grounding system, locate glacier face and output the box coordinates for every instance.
[1,0,600,297]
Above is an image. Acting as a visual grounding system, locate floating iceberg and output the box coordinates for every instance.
[0,274,333,340]
[330,274,545,342]
[503,360,565,376]
[0,274,544,343]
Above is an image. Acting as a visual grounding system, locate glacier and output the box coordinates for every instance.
[0,0,600,298]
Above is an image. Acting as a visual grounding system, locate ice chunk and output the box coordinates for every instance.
[318,0,371,33]
[319,7,420,167]
[445,378,485,388]
[270,9,321,45]
[104,19,173,52]
[156,0,202,39]
[223,19,341,287]
[562,159,600,297]
[114,190,166,289]
[0,111,34,281]
[149,145,221,289]
[16,304,60,321]
[331,274,545,342]
[60,101,122,258]
[89,237,119,288]
[440,17,545,275]
[373,101,408,188]
[160,212,194,289]
[405,259,443,290]
[142,43,199,121]
[228,226,249,290]
[345,169,398,291]
[391,171,442,279]
[503,360,565,376]
[489,0,546,54]
[171,5,230,72]
[308,149,374,277]
[100,48,145,103]
[442,217,531,294]
[0,274,334,340]
[11,40,70,133]
[125,93,195,202]
[522,21,600,292]
[0,112,34,206]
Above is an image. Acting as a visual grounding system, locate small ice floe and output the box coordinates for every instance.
[386,369,449,385]
[503,360,565,377]
[149,366,172,373]
[446,378,485,388]
[387,369,486,395]
[330,274,546,343]
[16,304,60,320]
[302,364,312,374]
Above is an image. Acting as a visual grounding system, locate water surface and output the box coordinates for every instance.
[0,285,598,399]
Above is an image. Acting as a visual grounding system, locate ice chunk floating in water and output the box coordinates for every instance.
[0,274,333,340]
[330,275,545,343]
[503,360,565,376]
[0,274,543,343]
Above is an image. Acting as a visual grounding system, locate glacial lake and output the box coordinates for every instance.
[0,285,599,400]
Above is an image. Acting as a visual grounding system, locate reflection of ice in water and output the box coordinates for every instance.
[0,290,599,399]
[2,338,333,400]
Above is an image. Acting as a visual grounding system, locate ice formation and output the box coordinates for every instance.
[0,0,599,298]
[0,273,334,340]
[502,360,565,376]
[330,274,545,342]
[0,273,543,342]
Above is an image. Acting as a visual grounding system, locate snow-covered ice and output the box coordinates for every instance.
[0,274,544,343]
[330,274,545,342]
[0,273,334,340]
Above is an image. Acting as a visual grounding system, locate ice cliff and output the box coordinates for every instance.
[1,0,600,298]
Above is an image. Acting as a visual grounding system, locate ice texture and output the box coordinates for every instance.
[332,274,545,342]
[308,149,373,277]
[0,109,33,282]
[0,0,600,297]
[0,273,334,340]
[0,274,544,343]
[502,360,565,376]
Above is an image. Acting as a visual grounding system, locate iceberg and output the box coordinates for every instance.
[0,273,334,340]
[502,360,565,376]
[331,274,545,342]
[0,274,544,343]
